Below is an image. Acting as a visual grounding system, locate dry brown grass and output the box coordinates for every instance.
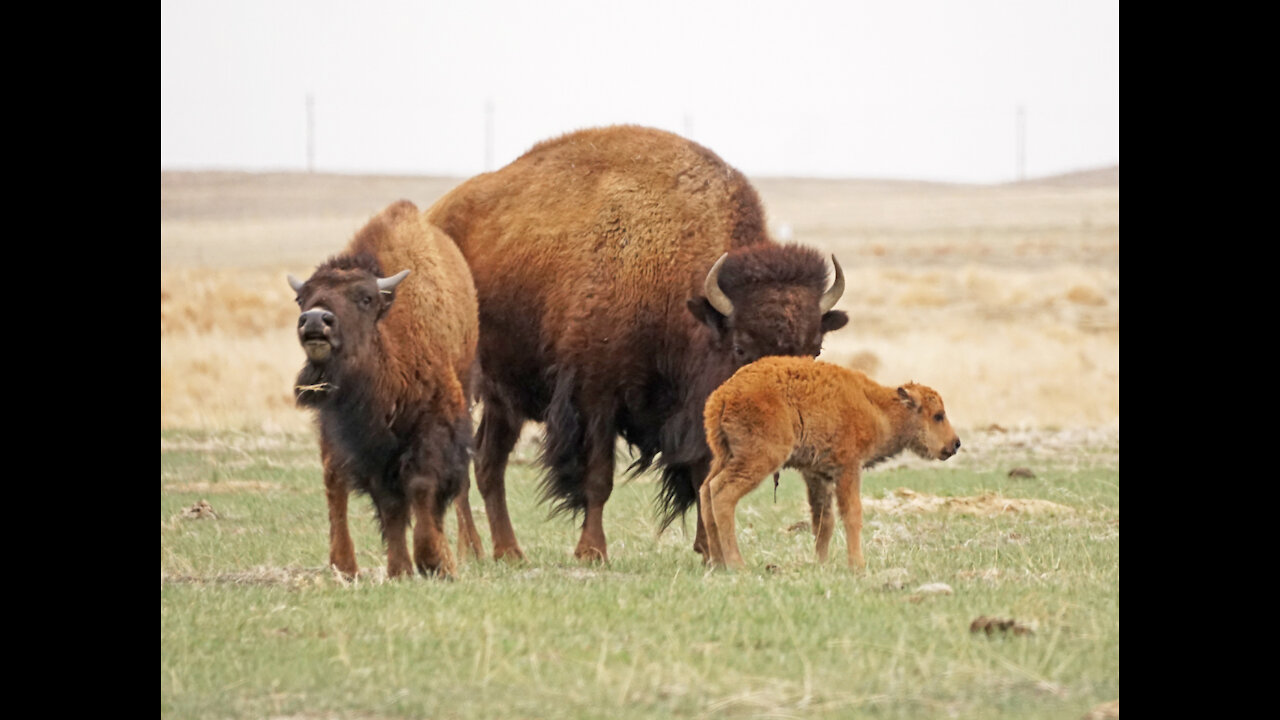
[160,170,1118,432]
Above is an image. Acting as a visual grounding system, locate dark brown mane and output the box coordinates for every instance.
[719,244,830,292]
[310,251,384,279]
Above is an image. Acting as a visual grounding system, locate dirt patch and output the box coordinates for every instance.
[865,487,1072,516]
[970,616,1035,636]
[180,500,218,519]
[167,480,282,494]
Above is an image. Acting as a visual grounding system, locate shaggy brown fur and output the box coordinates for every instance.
[700,357,961,570]
[427,125,848,562]
[290,201,483,579]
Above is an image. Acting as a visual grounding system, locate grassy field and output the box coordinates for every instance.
[160,169,1118,718]
[161,428,1117,719]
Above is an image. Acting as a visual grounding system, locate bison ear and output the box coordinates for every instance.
[897,386,921,410]
[821,310,848,334]
[687,297,729,340]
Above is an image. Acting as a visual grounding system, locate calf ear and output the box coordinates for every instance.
[897,386,921,410]
[687,297,729,340]
[821,310,848,334]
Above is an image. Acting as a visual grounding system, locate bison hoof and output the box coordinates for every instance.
[329,563,360,581]
[574,545,608,563]
[493,545,527,563]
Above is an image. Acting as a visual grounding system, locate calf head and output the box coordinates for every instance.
[288,254,409,369]
[896,383,961,461]
[687,245,849,367]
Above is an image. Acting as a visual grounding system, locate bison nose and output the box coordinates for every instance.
[298,309,335,337]
[952,438,962,452]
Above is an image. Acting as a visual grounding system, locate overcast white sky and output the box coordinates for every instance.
[160,0,1118,183]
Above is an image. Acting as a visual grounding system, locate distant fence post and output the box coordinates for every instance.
[306,93,316,173]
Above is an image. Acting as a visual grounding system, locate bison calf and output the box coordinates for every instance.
[700,357,960,570]
[289,201,483,579]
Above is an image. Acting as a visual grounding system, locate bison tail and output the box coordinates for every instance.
[537,368,589,517]
[655,464,699,531]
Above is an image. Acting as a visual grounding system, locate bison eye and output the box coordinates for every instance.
[362,295,374,307]
[933,412,945,423]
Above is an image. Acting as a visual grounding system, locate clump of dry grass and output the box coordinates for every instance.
[864,488,1073,516]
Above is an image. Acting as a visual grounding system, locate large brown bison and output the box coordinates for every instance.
[427,125,849,562]
[289,201,484,578]
[700,357,961,570]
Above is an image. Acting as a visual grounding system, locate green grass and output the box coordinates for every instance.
[161,429,1118,719]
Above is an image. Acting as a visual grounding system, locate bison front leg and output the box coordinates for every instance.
[574,434,615,563]
[475,405,526,562]
[834,467,865,570]
[321,443,359,578]
[454,490,485,562]
[410,478,457,578]
[379,503,415,579]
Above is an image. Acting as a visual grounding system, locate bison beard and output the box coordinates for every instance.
[427,125,849,562]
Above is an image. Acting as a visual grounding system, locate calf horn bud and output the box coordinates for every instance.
[819,255,845,313]
[703,253,734,317]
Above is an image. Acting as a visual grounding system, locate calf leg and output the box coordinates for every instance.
[804,471,836,563]
[475,403,526,561]
[834,467,865,569]
[411,478,457,578]
[689,459,711,559]
[705,463,767,570]
[321,441,358,577]
[699,457,727,566]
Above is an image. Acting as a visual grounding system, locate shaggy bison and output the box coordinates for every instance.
[289,201,483,578]
[427,125,848,561]
[700,357,960,570]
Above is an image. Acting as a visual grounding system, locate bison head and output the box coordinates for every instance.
[896,384,961,461]
[288,257,409,367]
[686,245,849,366]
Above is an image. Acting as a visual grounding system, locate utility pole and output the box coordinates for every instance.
[306,93,316,173]
[484,100,495,172]
[1015,104,1026,182]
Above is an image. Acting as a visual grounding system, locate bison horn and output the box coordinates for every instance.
[703,253,734,317]
[288,274,304,293]
[819,255,845,313]
[377,269,411,293]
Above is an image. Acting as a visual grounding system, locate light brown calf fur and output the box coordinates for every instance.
[700,357,961,570]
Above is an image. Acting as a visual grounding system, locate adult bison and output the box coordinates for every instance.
[289,200,484,578]
[427,125,848,561]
